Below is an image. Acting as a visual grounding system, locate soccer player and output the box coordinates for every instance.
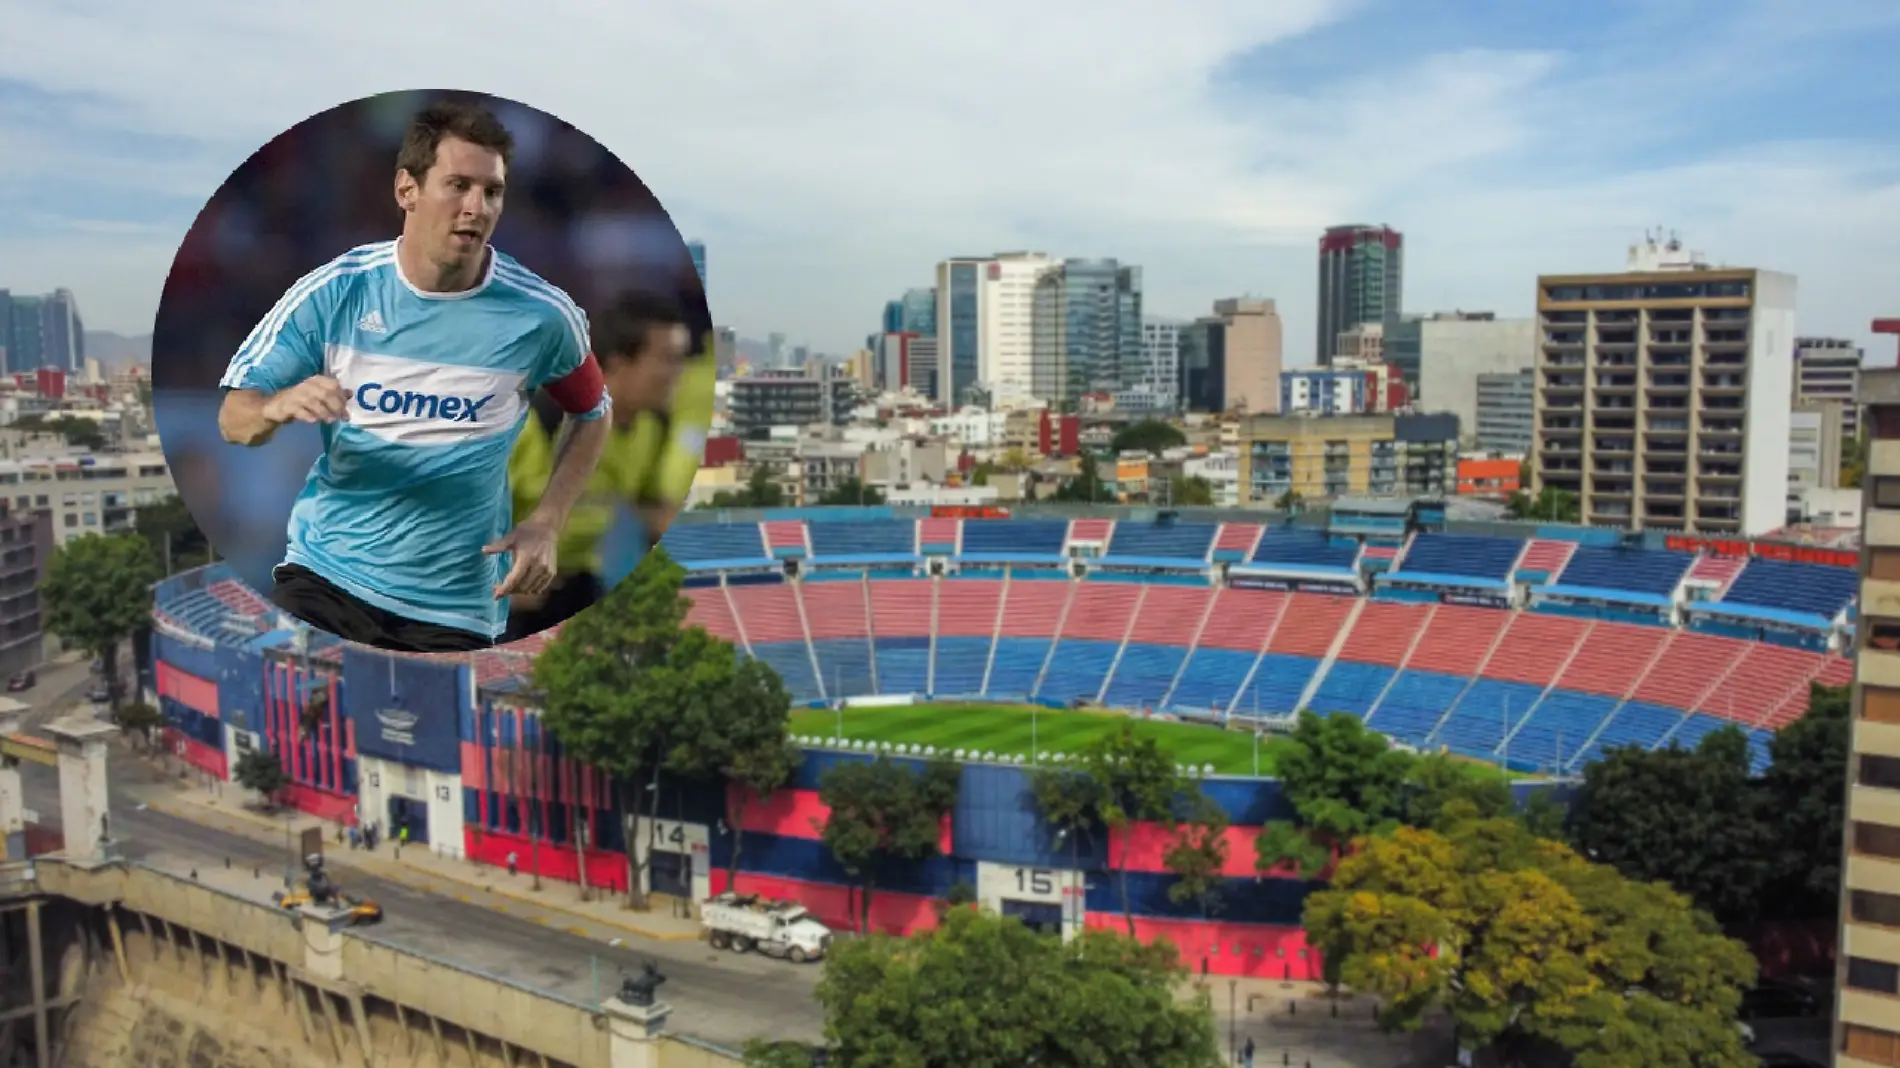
[505,291,693,641]
[217,101,611,653]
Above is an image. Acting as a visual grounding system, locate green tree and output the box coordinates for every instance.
[1506,485,1581,522]
[532,546,697,908]
[41,532,160,708]
[1305,813,1756,1068]
[1273,489,1303,512]
[233,748,288,808]
[1567,726,1772,927]
[1050,457,1111,503]
[1400,751,1514,832]
[1111,419,1186,456]
[1255,710,1411,878]
[968,461,997,487]
[1168,475,1214,507]
[1758,683,1850,922]
[1075,724,1184,934]
[703,466,788,509]
[1031,763,1106,875]
[818,477,886,507]
[1844,432,1869,489]
[135,494,211,574]
[111,700,164,750]
[817,754,962,932]
[1162,790,1229,918]
[777,904,1222,1068]
[15,414,106,452]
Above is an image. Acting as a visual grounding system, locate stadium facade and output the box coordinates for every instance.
[148,506,1856,978]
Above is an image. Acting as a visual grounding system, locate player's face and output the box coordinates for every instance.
[398,136,506,270]
[606,324,690,419]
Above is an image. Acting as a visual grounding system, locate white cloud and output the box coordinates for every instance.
[2,0,1897,364]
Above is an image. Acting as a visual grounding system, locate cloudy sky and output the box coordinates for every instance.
[3,0,1898,363]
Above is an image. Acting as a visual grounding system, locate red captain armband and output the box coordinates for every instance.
[545,352,607,416]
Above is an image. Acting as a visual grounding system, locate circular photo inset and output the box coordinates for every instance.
[153,90,712,655]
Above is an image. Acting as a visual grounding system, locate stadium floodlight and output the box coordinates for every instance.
[954,749,966,759]
[924,745,936,756]
[1202,763,1215,776]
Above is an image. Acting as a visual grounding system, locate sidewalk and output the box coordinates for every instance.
[146,782,704,943]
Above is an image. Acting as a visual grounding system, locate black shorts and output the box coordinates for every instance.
[271,564,493,653]
[503,571,602,644]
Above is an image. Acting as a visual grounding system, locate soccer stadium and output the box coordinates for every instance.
[144,503,1857,979]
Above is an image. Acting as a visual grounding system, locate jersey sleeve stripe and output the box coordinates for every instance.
[491,263,589,366]
[222,246,396,389]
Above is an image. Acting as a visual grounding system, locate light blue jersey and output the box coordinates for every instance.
[221,239,608,639]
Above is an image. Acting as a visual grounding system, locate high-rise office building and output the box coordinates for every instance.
[1837,363,1900,1064]
[0,290,83,374]
[1316,224,1403,364]
[978,253,1054,404]
[686,240,706,285]
[1797,337,1866,442]
[1028,259,1142,408]
[936,258,987,407]
[1140,317,1185,405]
[1212,298,1282,415]
[1530,236,1796,535]
[766,333,787,367]
[881,288,938,338]
[1475,369,1535,454]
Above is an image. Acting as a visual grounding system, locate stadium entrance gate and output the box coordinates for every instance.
[386,795,429,845]
[1001,899,1063,935]
[649,850,690,897]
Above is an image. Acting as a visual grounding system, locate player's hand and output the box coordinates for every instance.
[486,520,558,600]
[262,376,351,426]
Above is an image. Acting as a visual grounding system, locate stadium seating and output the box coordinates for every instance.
[1684,554,1747,594]
[1103,587,1211,708]
[802,582,876,697]
[1720,559,1859,620]
[1248,528,1357,571]
[662,523,770,565]
[1169,588,1284,711]
[963,519,1067,560]
[1514,539,1575,581]
[809,520,916,560]
[1211,523,1263,561]
[869,580,934,694]
[1103,522,1218,563]
[762,520,808,556]
[1555,546,1693,597]
[933,580,1001,695]
[1388,533,1522,582]
[918,516,959,553]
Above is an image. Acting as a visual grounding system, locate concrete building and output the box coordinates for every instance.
[728,369,853,437]
[0,290,84,375]
[1182,449,1241,507]
[1178,300,1283,416]
[935,257,989,407]
[1029,259,1142,408]
[1789,402,1844,498]
[1334,323,1383,364]
[1797,337,1865,442]
[1236,411,1458,505]
[979,252,1054,405]
[1476,369,1535,454]
[1384,312,1536,437]
[1530,237,1797,535]
[1281,368,1374,416]
[1838,364,1900,1065]
[1316,225,1403,365]
[1140,317,1185,406]
[0,451,172,548]
[0,500,51,675]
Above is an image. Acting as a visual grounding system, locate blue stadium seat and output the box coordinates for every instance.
[1432,680,1544,759]
[1249,528,1357,570]
[875,637,932,695]
[1233,654,1319,716]
[1037,641,1120,702]
[1102,644,1187,709]
[1104,523,1217,562]
[962,520,1068,559]
[1722,559,1858,620]
[1391,534,1522,582]
[1308,663,1393,719]
[811,639,876,698]
[1365,672,1464,747]
[931,637,992,696]
[1555,547,1693,596]
[662,524,767,564]
[1500,690,1615,772]
[808,521,915,559]
[751,642,820,702]
[986,639,1052,698]
[1166,649,1256,711]
[1571,701,1683,768]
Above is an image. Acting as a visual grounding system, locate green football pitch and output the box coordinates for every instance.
[787,702,1296,778]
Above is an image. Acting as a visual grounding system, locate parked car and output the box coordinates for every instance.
[7,671,35,692]
[87,684,110,703]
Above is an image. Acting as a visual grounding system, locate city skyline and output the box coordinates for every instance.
[3,2,1898,362]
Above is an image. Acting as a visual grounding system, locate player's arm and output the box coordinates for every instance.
[217,272,348,446]
[638,347,716,542]
[525,357,611,533]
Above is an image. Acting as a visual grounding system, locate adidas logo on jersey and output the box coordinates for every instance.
[356,310,388,334]
[354,382,495,422]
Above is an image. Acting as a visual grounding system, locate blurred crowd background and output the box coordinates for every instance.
[152,90,709,594]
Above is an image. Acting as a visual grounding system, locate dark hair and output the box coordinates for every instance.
[591,291,689,365]
[396,102,514,183]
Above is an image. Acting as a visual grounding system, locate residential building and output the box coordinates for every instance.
[863,439,954,487]
[1281,368,1373,415]
[799,443,865,503]
[1182,449,1240,507]
[935,258,988,407]
[1029,259,1142,407]
[1838,365,1900,1065]
[729,369,854,437]
[980,252,1055,403]
[0,500,51,676]
[1140,317,1185,406]
[1789,402,1844,497]
[712,327,738,376]
[0,450,172,547]
[1476,369,1535,454]
[1335,323,1384,364]
[1237,412,1458,504]
[1797,337,1865,442]
[874,332,923,394]
[1530,236,1797,535]
[1383,312,1535,436]
[1316,224,1403,364]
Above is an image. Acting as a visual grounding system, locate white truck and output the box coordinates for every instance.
[701,891,833,963]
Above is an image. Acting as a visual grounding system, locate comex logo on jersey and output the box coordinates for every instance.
[355,383,495,422]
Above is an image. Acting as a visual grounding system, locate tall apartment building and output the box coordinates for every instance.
[0,501,51,676]
[1028,259,1142,408]
[1316,225,1403,364]
[1475,369,1534,454]
[1797,337,1866,442]
[1838,365,1900,1065]
[979,253,1054,404]
[1140,317,1186,405]
[729,369,854,436]
[1529,237,1796,535]
[1237,412,1457,504]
